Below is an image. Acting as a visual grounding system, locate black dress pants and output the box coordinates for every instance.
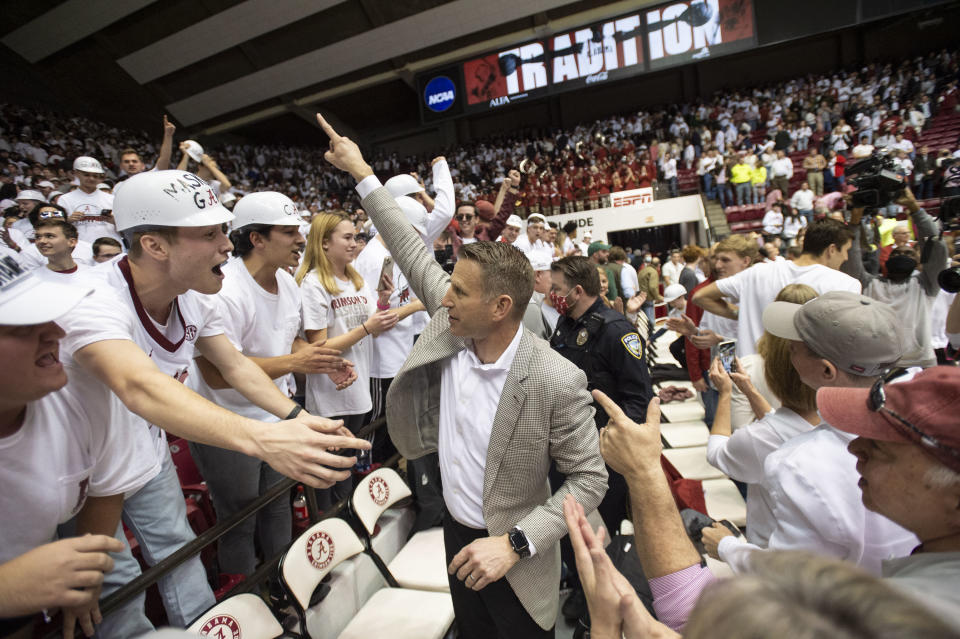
[443,514,555,639]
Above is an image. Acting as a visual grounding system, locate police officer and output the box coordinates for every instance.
[547,256,653,622]
[549,256,653,430]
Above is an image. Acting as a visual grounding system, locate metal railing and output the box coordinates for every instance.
[46,416,389,638]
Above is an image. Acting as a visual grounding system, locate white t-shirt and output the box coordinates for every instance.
[0,374,159,564]
[17,239,95,270]
[300,270,375,416]
[59,256,225,462]
[706,407,816,547]
[512,234,549,257]
[762,210,784,235]
[57,189,121,243]
[190,258,301,421]
[354,239,418,379]
[715,261,861,356]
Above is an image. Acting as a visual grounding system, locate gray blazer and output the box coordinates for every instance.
[361,186,608,629]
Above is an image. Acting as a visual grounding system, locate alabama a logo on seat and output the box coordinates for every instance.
[368,476,390,506]
[199,614,241,639]
[306,531,335,570]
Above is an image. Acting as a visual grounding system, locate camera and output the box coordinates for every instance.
[434,245,455,274]
[939,266,960,293]
[846,152,906,208]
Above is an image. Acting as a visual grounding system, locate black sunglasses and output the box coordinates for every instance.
[868,369,960,461]
[456,214,475,221]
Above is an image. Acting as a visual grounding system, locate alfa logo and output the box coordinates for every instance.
[368,476,390,506]
[306,531,334,570]
[198,614,241,639]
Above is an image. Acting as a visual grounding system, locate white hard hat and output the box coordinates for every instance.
[394,195,427,236]
[183,140,204,162]
[113,170,234,232]
[97,183,111,191]
[73,156,104,174]
[220,191,237,205]
[37,180,55,189]
[384,174,423,198]
[663,284,687,303]
[528,249,553,272]
[0,256,92,325]
[231,191,301,228]
[505,214,522,228]
[15,190,45,202]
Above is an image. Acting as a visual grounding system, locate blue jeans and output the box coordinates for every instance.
[98,446,216,636]
[641,301,656,328]
[735,182,752,205]
[667,177,678,198]
[702,173,716,199]
[717,183,731,208]
[799,208,814,226]
[701,387,719,428]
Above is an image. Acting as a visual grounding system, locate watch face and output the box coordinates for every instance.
[510,528,529,556]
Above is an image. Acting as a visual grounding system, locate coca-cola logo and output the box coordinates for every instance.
[306,531,334,570]
[368,476,390,506]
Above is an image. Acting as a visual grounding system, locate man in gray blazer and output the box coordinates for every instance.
[317,115,608,638]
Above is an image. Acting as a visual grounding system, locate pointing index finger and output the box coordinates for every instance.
[591,389,628,424]
[315,113,341,142]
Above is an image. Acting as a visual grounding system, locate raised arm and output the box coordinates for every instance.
[317,113,451,315]
[155,115,176,171]
[692,282,738,320]
[484,169,521,242]
[840,207,874,288]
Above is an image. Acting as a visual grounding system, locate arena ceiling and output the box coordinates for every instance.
[1,0,657,143]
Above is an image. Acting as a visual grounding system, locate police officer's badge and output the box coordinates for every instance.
[576,328,589,346]
[621,333,644,360]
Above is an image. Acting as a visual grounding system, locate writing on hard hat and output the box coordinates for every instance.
[113,170,234,232]
[73,156,104,174]
[232,192,301,228]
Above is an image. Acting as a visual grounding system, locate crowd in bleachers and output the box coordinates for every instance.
[3,41,960,639]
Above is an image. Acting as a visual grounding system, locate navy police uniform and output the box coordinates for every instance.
[549,297,653,534]
[550,298,653,427]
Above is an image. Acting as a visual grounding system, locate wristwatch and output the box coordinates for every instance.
[508,527,530,559]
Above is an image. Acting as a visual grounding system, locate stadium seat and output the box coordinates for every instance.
[350,468,448,592]
[702,478,747,527]
[187,592,286,639]
[660,420,710,448]
[662,447,725,480]
[279,518,453,639]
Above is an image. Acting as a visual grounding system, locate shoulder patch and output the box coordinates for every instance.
[621,332,644,360]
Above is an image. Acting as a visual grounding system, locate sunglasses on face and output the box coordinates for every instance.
[456,214,475,222]
[868,368,960,462]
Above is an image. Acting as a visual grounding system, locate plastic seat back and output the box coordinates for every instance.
[187,593,283,639]
[351,468,412,535]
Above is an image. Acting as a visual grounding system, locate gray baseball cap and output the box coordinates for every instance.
[762,291,902,377]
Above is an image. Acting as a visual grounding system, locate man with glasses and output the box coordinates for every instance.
[817,366,960,630]
[454,170,521,250]
[699,291,918,575]
[513,213,548,257]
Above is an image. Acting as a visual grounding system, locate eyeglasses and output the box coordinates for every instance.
[456,214,475,222]
[868,369,960,461]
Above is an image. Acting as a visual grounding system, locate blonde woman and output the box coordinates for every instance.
[706,283,820,548]
[296,213,398,489]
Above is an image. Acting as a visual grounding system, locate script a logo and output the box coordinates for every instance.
[368,476,390,506]
[199,615,241,639]
[306,530,335,570]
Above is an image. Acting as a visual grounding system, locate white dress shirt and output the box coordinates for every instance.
[717,424,918,576]
[439,323,536,553]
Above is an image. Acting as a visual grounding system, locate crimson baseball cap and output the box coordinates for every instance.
[762,291,902,377]
[818,367,960,473]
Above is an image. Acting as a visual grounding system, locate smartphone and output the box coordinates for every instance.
[377,256,393,292]
[717,340,737,373]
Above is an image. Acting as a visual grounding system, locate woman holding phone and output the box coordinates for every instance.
[704,283,821,548]
[297,213,398,501]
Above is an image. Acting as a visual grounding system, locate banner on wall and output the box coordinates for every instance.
[610,187,655,208]
[545,194,706,243]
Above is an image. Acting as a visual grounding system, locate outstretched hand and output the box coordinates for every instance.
[316,114,374,181]
[594,390,662,481]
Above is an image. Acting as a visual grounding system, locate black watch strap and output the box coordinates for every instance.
[509,526,530,559]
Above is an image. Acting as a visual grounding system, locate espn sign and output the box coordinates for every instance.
[611,187,655,208]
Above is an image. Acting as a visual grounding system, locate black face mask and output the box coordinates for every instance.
[886,254,917,279]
